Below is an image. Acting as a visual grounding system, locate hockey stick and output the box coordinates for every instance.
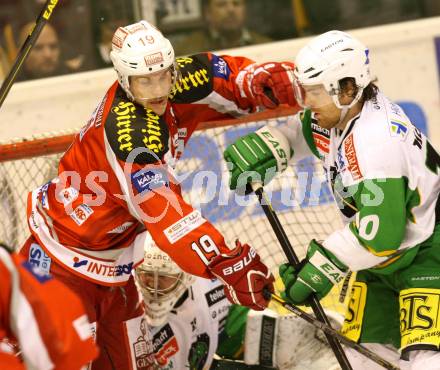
[251,184,353,370]
[269,293,399,370]
[0,0,59,109]
[252,184,400,369]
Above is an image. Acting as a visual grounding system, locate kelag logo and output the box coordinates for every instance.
[131,169,168,194]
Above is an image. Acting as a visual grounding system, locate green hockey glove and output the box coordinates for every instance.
[279,240,348,305]
[224,126,292,192]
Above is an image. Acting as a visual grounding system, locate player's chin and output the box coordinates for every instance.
[315,114,333,129]
[146,98,168,115]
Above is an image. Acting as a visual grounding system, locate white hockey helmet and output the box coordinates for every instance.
[135,237,195,327]
[293,30,371,109]
[110,20,178,100]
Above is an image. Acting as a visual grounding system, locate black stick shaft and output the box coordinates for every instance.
[253,186,353,370]
[0,0,59,109]
[270,294,399,370]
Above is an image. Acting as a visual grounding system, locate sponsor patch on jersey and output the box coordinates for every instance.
[313,132,329,154]
[153,324,179,366]
[131,168,168,194]
[39,181,51,210]
[70,204,94,226]
[211,54,230,80]
[111,100,138,153]
[28,243,51,275]
[80,93,108,140]
[170,55,212,103]
[57,186,79,206]
[124,316,155,370]
[22,261,52,283]
[87,261,133,277]
[389,119,409,140]
[311,121,330,136]
[72,256,133,277]
[344,134,363,181]
[205,285,226,307]
[178,128,187,138]
[72,257,88,268]
[106,97,170,164]
[94,93,107,127]
[143,109,167,157]
[107,221,134,234]
[164,210,206,244]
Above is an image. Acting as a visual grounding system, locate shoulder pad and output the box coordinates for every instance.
[170,53,213,103]
[105,95,169,164]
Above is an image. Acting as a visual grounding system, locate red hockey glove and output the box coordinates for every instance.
[243,62,296,109]
[208,240,274,310]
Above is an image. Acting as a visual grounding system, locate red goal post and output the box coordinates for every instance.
[0,106,348,315]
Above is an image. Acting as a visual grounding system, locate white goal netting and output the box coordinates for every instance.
[0,112,348,318]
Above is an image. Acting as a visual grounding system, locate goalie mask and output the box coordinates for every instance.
[135,239,195,327]
[293,30,371,111]
[110,20,179,103]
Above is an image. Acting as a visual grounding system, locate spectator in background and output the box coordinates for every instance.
[90,0,135,68]
[174,0,272,56]
[95,19,130,67]
[16,22,71,81]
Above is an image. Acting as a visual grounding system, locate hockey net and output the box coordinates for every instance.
[0,107,348,315]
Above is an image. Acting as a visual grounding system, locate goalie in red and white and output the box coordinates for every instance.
[20,20,297,369]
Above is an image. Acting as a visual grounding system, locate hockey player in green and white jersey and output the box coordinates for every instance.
[223,30,440,369]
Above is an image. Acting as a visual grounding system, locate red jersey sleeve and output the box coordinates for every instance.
[0,248,98,370]
[113,159,230,278]
[170,53,258,115]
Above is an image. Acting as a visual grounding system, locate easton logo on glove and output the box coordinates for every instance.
[258,128,289,172]
[222,247,257,275]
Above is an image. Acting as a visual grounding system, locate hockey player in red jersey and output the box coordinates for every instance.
[20,20,296,369]
[0,243,97,370]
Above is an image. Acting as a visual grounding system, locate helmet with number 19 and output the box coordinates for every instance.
[110,20,179,115]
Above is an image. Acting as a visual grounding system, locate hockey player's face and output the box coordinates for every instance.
[130,70,172,115]
[294,83,342,129]
[136,271,182,298]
